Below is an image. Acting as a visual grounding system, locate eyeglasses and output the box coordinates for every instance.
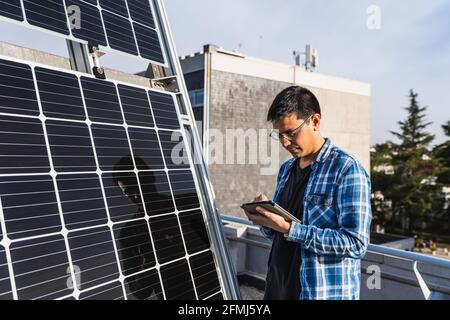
[270,115,313,142]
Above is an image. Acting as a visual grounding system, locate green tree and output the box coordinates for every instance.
[433,120,450,186]
[387,90,440,234]
[431,121,450,233]
[370,142,395,230]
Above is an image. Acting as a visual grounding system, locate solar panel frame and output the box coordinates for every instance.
[0,54,226,300]
[0,0,168,67]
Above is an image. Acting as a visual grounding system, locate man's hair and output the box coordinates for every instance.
[267,86,321,122]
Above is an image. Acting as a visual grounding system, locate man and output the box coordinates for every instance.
[243,86,372,300]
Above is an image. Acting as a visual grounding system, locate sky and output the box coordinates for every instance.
[0,0,448,146]
[163,0,450,146]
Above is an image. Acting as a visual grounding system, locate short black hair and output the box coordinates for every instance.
[112,155,148,187]
[267,86,321,122]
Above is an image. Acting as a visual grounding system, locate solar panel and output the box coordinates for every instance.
[0,56,224,300]
[0,0,166,66]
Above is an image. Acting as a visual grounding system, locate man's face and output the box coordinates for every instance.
[117,180,143,207]
[273,113,317,158]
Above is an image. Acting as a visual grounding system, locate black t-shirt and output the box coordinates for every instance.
[264,158,312,300]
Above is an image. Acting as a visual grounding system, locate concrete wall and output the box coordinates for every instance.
[209,67,371,217]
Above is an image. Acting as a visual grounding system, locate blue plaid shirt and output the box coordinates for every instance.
[261,138,372,300]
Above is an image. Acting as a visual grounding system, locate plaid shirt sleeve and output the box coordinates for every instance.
[286,160,372,259]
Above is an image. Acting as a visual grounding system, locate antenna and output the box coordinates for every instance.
[292,44,319,72]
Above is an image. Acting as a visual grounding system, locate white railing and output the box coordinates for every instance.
[221,214,450,300]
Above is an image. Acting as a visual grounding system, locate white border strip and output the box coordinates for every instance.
[210,52,371,97]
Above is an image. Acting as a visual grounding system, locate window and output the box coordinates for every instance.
[188,89,204,108]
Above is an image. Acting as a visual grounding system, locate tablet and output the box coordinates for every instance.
[240,200,301,223]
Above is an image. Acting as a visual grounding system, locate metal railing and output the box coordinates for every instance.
[221,214,450,300]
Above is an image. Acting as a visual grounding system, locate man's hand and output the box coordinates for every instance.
[242,194,291,234]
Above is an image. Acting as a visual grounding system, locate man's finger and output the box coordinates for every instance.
[243,210,253,220]
[243,209,269,226]
[254,193,268,202]
[255,206,273,217]
[243,210,260,223]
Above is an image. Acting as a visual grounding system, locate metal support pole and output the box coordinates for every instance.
[66,40,92,74]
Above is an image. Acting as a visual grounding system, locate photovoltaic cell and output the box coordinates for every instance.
[0,59,39,117]
[81,77,124,124]
[56,174,108,230]
[118,84,154,128]
[169,170,201,211]
[113,219,156,275]
[10,235,71,300]
[0,58,224,300]
[179,210,210,254]
[91,124,131,171]
[45,120,97,172]
[128,127,164,170]
[23,0,69,35]
[101,171,145,222]
[158,130,190,169]
[0,0,24,21]
[68,226,120,290]
[127,0,155,28]
[0,175,61,239]
[35,67,86,121]
[148,91,180,130]
[124,268,163,300]
[0,115,50,174]
[160,259,196,300]
[133,22,164,63]
[139,171,175,216]
[148,214,185,264]
[190,251,222,299]
[102,10,138,56]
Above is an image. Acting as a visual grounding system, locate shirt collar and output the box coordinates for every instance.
[315,138,333,164]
